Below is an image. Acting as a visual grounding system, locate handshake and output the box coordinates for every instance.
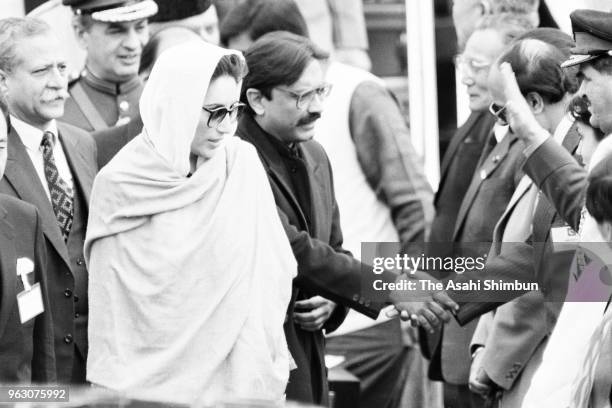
[383,271,460,333]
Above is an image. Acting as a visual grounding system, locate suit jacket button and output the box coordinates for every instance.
[76,259,84,266]
[74,295,79,303]
[64,289,72,298]
[364,300,371,307]
[75,313,80,318]
[64,334,73,344]
[353,294,359,301]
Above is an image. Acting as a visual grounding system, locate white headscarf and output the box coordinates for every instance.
[84,40,296,405]
[140,39,242,176]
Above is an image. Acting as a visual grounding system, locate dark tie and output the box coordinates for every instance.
[41,131,73,242]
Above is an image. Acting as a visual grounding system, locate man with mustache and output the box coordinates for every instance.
[61,0,158,132]
[236,32,446,405]
[0,17,97,383]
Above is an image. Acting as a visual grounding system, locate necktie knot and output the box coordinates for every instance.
[41,131,55,151]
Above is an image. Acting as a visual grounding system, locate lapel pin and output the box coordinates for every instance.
[492,155,501,164]
[480,169,487,180]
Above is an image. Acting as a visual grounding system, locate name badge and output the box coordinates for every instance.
[550,225,580,252]
[17,283,44,324]
[15,257,44,324]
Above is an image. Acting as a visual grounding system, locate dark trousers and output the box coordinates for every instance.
[444,383,486,408]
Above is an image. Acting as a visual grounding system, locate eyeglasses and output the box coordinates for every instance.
[489,102,508,126]
[275,83,333,110]
[202,102,246,128]
[454,54,492,74]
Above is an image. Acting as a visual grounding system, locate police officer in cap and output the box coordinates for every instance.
[62,0,158,132]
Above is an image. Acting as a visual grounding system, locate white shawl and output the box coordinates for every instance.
[84,40,296,405]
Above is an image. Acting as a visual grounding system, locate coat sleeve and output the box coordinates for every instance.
[523,137,587,231]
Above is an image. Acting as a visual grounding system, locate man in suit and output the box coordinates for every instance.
[0,95,56,384]
[0,17,97,383]
[425,15,530,408]
[237,31,447,405]
[496,9,612,407]
[467,33,584,407]
[221,4,436,407]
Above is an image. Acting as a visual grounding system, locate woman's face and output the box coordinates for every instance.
[191,75,242,162]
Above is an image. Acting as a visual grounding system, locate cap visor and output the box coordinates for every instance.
[91,0,158,22]
[561,54,599,68]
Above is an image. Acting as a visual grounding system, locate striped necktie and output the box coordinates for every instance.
[41,131,74,242]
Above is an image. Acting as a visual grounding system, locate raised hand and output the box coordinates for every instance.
[498,62,550,144]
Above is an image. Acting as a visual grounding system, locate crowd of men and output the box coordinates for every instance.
[0,0,611,407]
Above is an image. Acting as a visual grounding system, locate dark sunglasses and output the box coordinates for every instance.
[202,102,246,128]
[489,102,508,126]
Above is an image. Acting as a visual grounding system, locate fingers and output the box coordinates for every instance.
[383,305,399,318]
[293,307,327,324]
[425,300,452,323]
[499,62,522,101]
[468,379,491,398]
[294,308,330,331]
[294,296,326,309]
[433,291,460,314]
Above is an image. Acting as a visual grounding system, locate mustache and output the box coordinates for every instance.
[42,90,69,103]
[297,113,321,126]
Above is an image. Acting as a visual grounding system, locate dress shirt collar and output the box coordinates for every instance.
[10,115,59,151]
[553,113,575,144]
[493,123,509,143]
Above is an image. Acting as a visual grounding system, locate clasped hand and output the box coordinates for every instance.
[386,271,459,333]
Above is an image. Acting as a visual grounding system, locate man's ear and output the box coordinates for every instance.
[246,88,266,116]
[601,221,612,242]
[0,69,9,95]
[526,92,545,115]
[72,16,89,50]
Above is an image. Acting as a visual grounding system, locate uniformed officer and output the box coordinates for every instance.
[61,0,158,132]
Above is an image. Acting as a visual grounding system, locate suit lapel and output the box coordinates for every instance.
[4,128,71,267]
[439,112,481,179]
[300,144,322,237]
[58,124,94,207]
[238,116,309,230]
[452,131,516,241]
[0,204,17,340]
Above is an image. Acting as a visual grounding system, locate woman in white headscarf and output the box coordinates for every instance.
[84,40,296,405]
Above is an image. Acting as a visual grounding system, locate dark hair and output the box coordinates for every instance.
[139,30,161,75]
[586,159,612,224]
[241,31,328,113]
[150,0,212,23]
[588,56,612,76]
[517,28,575,53]
[497,38,579,104]
[0,17,51,73]
[0,94,9,133]
[211,53,249,82]
[220,0,308,47]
